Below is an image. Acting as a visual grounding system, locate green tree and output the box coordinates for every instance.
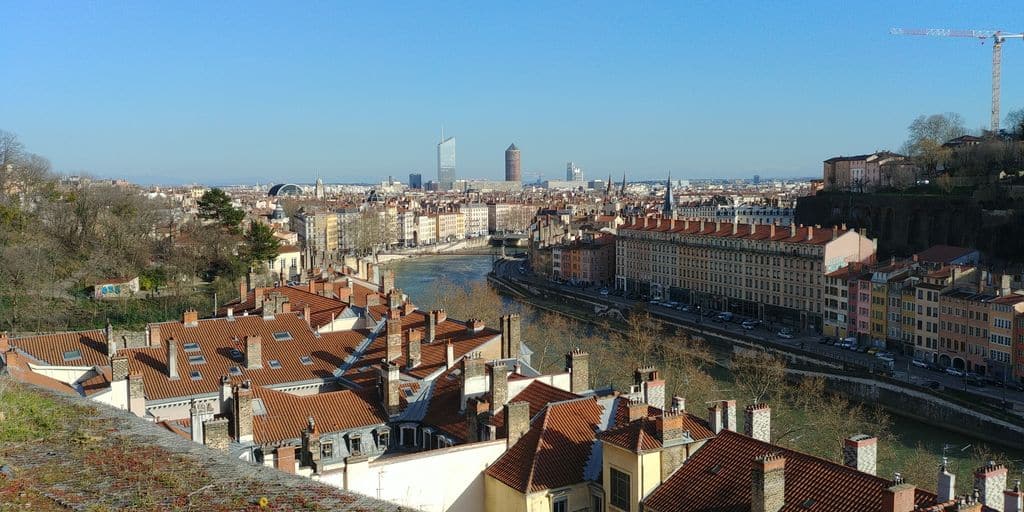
[242,221,281,266]
[197,188,244,231]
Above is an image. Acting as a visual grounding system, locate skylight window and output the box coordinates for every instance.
[268,360,282,369]
[229,349,243,360]
[228,366,243,377]
[62,349,83,362]
[189,371,202,381]
[188,355,206,365]
[252,398,267,416]
[183,342,200,353]
[403,388,414,398]
[299,356,313,365]
[272,331,293,341]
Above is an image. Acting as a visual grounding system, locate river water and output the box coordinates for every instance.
[385,254,1023,484]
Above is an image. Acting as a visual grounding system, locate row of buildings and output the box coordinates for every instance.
[2,257,1014,511]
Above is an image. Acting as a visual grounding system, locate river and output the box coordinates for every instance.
[385,254,1023,487]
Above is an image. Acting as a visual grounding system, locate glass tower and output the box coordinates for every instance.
[437,136,456,190]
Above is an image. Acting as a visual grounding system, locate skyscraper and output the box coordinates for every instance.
[409,173,422,189]
[437,136,456,190]
[566,161,583,181]
[505,143,521,182]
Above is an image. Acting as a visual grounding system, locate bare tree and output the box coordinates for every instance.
[730,351,785,404]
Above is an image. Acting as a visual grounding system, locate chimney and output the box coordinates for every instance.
[407,330,422,369]
[275,447,296,474]
[203,417,230,451]
[669,218,675,229]
[708,400,736,434]
[302,305,311,325]
[0,332,8,354]
[938,459,957,503]
[427,311,438,343]
[244,335,263,369]
[832,225,839,240]
[445,341,455,369]
[505,401,530,448]
[128,372,145,417]
[381,269,396,295]
[148,324,162,347]
[843,434,878,475]
[365,293,380,307]
[627,396,648,422]
[239,279,248,302]
[500,314,521,359]
[183,309,198,326]
[490,363,508,414]
[745,403,771,442]
[466,318,485,333]
[111,355,129,382]
[465,397,488,442]
[699,219,706,231]
[387,289,403,310]
[807,225,814,240]
[434,309,447,324]
[882,478,917,512]
[634,366,666,412]
[301,417,321,471]
[166,337,180,380]
[790,224,797,237]
[751,453,786,512]
[975,462,1009,511]
[379,361,400,416]
[386,315,402,362]
[656,409,685,447]
[227,307,234,320]
[403,301,416,316]
[671,396,685,412]
[769,224,776,238]
[1005,481,1023,512]
[233,380,254,443]
[219,375,232,414]
[565,348,590,393]
[1001,274,1012,296]
[460,354,486,410]
[104,321,114,354]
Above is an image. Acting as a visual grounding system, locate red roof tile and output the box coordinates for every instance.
[621,219,851,246]
[643,430,939,512]
[10,330,109,367]
[489,380,578,436]
[252,386,387,445]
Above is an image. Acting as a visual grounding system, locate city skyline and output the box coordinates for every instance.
[3,2,1023,185]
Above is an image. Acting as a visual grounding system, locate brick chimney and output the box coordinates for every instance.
[387,289,403,310]
[166,337,180,380]
[445,341,455,369]
[938,458,957,503]
[426,310,438,343]
[708,400,737,434]
[303,304,311,325]
[111,355,129,381]
[465,396,488,443]
[381,269,396,295]
[183,309,198,326]
[0,332,9,354]
[656,409,685,447]
[365,293,380,307]
[275,447,296,474]
[386,315,402,363]
[627,396,648,422]
[490,363,508,414]
[301,417,321,471]
[403,301,416,316]
[882,477,916,512]
[233,380,254,443]
[466,318,485,333]
[975,462,1009,511]
[1005,481,1023,512]
[751,453,785,512]
[843,434,877,475]
[379,361,400,416]
[239,279,249,302]
[407,330,422,369]
[128,372,145,417]
[634,366,665,412]
[148,324,161,347]
[434,309,447,324]
[460,354,487,411]
[500,314,521,360]
[505,401,530,448]
[744,403,771,442]
[244,335,262,369]
[203,417,230,451]
[769,223,776,238]
[565,348,590,393]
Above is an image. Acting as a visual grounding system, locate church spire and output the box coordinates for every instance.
[662,173,675,218]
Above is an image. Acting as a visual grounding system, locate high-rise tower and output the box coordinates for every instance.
[505,144,521,182]
[566,162,582,181]
[662,174,675,218]
[437,135,456,191]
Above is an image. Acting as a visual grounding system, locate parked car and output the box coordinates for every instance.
[743,320,762,330]
[776,329,795,339]
[716,312,734,322]
[876,354,895,364]
[926,362,943,372]
[678,305,690,312]
[866,348,880,355]
[911,359,928,369]
[945,367,964,377]
[599,288,609,296]
[819,336,835,345]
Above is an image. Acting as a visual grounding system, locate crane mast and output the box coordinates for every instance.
[891,27,1023,133]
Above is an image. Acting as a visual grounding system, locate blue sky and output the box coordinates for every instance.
[2,1,1022,185]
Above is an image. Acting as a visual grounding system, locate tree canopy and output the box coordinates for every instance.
[902,113,967,170]
[197,188,244,231]
[243,221,281,265]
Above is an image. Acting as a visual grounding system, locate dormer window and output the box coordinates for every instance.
[62,349,83,362]
[321,441,334,459]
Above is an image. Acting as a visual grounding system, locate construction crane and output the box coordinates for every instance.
[891,28,1024,133]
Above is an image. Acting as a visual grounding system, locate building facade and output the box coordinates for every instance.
[504,144,520,182]
[438,136,456,191]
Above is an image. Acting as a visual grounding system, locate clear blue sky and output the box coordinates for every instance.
[2,1,1022,185]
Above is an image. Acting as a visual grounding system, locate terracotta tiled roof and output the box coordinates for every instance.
[915,245,977,265]
[2,349,79,396]
[79,368,112,396]
[221,286,352,330]
[252,386,387,445]
[420,368,469,442]
[601,403,715,453]
[642,430,939,512]
[485,397,605,493]
[489,380,578,436]
[122,314,369,402]
[620,220,850,246]
[10,330,109,367]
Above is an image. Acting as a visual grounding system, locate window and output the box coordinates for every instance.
[62,349,83,362]
[189,371,202,381]
[552,497,568,512]
[268,360,282,369]
[188,355,206,365]
[228,366,243,376]
[349,435,362,455]
[229,348,243,360]
[183,342,201,353]
[321,441,334,459]
[299,356,314,365]
[592,494,603,512]
[610,468,631,510]
[273,331,293,341]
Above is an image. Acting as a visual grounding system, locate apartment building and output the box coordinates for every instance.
[616,217,876,330]
[551,233,615,286]
[460,203,489,237]
[396,210,416,247]
[436,211,464,242]
[415,214,438,245]
[292,209,340,255]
